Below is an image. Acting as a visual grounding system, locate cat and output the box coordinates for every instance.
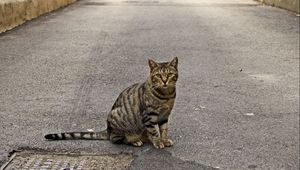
[45,57,178,149]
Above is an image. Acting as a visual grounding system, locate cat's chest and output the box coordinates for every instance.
[145,94,175,119]
[157,99,175,120]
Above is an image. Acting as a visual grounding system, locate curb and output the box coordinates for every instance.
[0,0,78,33]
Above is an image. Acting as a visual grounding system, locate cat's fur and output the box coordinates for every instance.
[45,57,178,149]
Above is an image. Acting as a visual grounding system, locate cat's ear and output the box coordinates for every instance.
[148,59,158,71]
[169,57,178,69]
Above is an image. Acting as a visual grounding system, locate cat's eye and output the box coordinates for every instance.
[167,73,174,77]
[154,74,162,78]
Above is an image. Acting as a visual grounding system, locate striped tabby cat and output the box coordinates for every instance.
[45,57,178,149]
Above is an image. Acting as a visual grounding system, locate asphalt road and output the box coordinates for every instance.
[0,0,299,169]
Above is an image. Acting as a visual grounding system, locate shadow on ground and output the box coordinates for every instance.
[130,148,218,170]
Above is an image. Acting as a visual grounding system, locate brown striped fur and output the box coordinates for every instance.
[45,57,178,149]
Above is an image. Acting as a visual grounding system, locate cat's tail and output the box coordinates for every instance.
[44,130,109,140]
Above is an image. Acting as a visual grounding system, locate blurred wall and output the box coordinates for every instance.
[0,0,77,33]
[257,0,300,13]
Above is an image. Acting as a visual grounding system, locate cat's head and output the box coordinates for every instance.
[148,57,178,89]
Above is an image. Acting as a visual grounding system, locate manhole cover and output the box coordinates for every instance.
[1,152,133,170]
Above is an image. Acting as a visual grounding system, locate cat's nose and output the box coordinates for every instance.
[161,76,168,85]
[162,81,167,86]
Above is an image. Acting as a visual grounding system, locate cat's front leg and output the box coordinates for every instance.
[159,120,173,147]
[142,112,164,149]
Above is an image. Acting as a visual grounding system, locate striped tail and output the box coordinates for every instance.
[44,130,108,140]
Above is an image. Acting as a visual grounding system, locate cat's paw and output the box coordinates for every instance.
[162,139,174,147]
[153,140,165,149]
[131,141,143,147]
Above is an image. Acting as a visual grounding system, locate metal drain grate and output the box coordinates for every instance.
[1,152,133,170]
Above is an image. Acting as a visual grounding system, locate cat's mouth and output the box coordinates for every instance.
[151,84,174,90]
[159,84,175,89]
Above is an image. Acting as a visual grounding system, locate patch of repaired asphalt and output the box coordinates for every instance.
[129,149,218,170]
[0,148,218,170]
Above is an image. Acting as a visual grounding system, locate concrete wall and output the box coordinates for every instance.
[257,0,300,13]
[0,0,77,33]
